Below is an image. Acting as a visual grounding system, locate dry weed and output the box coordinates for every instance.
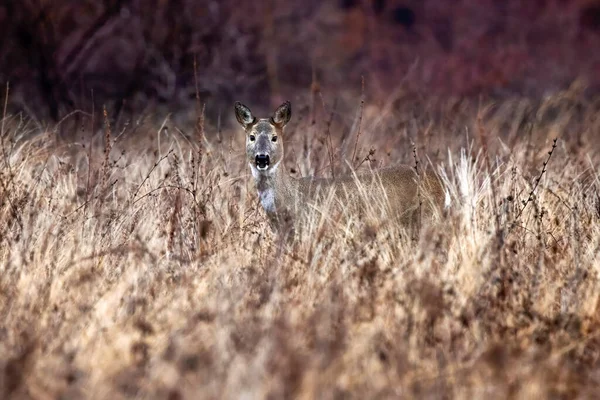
[0,94,599,399]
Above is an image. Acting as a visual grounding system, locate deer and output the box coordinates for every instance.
[234,101,446,240]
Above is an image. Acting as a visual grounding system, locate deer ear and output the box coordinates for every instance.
[271,101,291,128]
[234,102,256,129]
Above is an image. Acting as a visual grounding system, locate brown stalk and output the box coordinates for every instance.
[352,76,365,168]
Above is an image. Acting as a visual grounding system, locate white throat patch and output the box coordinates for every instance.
[250,160,280,179]
[249,160,280,213]
[258,188,276,213]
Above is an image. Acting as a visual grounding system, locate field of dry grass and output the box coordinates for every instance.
[1,84,599,399]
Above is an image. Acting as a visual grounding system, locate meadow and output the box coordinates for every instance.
[1,82,599,399]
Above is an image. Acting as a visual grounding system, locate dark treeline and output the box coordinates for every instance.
[0,0,267,123]
[1,0,599,125]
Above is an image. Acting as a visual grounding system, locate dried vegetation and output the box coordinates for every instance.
[0,82,599,399]
[2,0,600,398]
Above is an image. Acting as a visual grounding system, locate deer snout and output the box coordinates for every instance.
[255,154,270,170]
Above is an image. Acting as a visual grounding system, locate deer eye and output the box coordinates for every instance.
[249,135,255,141]
[272,136,277,142]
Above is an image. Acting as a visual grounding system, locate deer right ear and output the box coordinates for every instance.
[271,101,292,128]
[234,102,256,129]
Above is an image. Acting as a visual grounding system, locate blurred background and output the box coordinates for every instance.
[0,0,599,131]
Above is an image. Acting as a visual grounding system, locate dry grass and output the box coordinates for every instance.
[1,87,599,399]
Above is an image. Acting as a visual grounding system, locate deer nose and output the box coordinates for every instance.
[255,154,270,170]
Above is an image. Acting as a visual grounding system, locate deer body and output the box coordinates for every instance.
[235,101,445,238]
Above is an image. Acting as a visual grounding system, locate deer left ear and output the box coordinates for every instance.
[234,102,256,129]
[271,101,291,128]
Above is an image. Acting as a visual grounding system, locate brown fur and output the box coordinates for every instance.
[235,101,446,239]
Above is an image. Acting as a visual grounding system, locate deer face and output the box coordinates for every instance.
[234,101,291,176]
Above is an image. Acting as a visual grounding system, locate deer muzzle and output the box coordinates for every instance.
[255,154,270,170]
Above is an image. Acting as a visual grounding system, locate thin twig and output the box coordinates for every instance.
[131,149,174,202]
[355,148,376,169]
[100,105,113,189]
[352,76,365,167]
[513,138,558,224]
[412,141,422,237]
[310,60,319,125]
[320,95,337,179]
[82,89,95,237]
[1,83,11,171]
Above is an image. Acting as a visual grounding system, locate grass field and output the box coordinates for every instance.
[1,85,599,399]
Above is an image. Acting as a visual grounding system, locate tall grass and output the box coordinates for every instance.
[0,90,599,399]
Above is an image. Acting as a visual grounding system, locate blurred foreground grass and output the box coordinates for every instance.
[0,89,599,399]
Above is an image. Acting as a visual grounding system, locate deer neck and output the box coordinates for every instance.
[250,160,289,214]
